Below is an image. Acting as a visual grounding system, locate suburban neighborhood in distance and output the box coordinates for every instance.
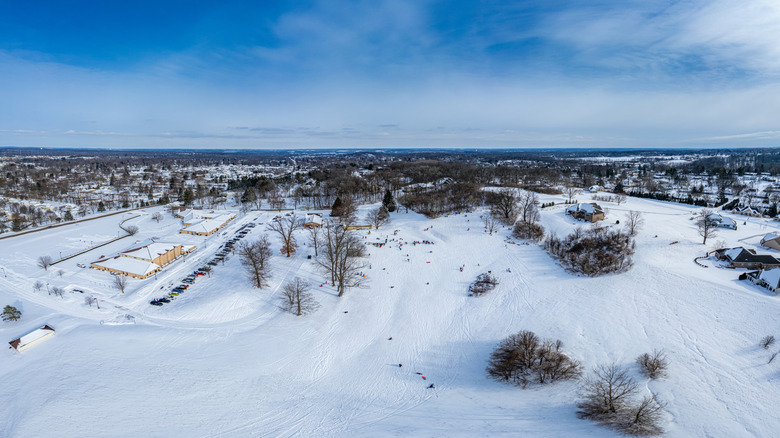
[2,147,780,436]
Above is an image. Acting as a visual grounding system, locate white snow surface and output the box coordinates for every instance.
[1,199,780,437]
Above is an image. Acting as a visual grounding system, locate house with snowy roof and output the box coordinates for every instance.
[565,203,605,223]
[708,213,737,230]
[760,233,780,251]
[9,325,55,352]
[304,213,323,228]
[714,247,780,269]
[747,268,780,294]
[732,206,763,217]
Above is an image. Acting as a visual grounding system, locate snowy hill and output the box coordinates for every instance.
[1,198,779,437]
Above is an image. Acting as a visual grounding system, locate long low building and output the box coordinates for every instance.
[180,213,236,236]
[91,242,196,279]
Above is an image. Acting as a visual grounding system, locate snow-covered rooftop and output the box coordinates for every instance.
[92,256,159,277]
[304,214,323,226]
[182,216,232,234]
[123,242,181,260]
[760,268,780,288]
[724,247,745,261]
[566,203,601,214]
[9,325,55,351]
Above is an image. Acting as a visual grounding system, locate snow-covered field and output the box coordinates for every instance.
[1,196,779,437]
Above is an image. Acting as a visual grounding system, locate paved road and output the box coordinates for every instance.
[0,206,147,241]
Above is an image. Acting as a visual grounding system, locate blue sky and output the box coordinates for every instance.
[2,0,780,149]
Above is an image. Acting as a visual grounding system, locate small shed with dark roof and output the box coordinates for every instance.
[9,325,55,352]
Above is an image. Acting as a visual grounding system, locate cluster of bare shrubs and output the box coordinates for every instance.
[636,349,669,379]
[544,226,635,276]
[592,193,627,205]
[486,339,669,436]
[486,330,581,388]
[760,335,778,364]
[578,363,665,436]
[468,273,499,296]
[512,221,545,241]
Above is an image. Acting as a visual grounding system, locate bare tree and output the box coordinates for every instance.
[38,255,53,271]
[696,209,718,245]
[614,193,627,205]
[368,205,390,230]
[307,225,321,257]
[51,286,65,298]
[636,349,669,379]
[33,280,44,293]
[578,363,638,421]
[57,269,65,278]
[760,335,776,350]
[517,191,540,224]
[113,274,129,293]
[125,225,140,235]
[316,220,368,297]
[564,183,580,204]
[280,277,319,316]
[238,235,273,288]
[625,210,644,236]
[85,296,98,307]
[267,214,300,257]
[166,203,180,217]
[483,213,499,235]
[619,396,665,436]
[486,189,518,224]
[151,212,164,222]
[267,191,286,210]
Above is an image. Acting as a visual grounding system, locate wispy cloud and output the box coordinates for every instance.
[2,1,780,148]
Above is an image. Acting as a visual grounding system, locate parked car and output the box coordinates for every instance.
[77,263,86,268]
[169,292,180,296]
[182,279,195,284]
[194,271,207,276]
[158,297,171,303]
[172,288,184,293]
[177,284,189,289]
[208,261,218,266]
[150,300,163,306]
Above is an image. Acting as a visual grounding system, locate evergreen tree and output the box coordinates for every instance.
[331,196,343,217]
[382,189,397,212]
[159,193,170,205]
[1,305,21,322]
[614,181,625,194]
[64,210,74,221]
[11,215,23,231]
[98,201,106,212]
[182,188,194,206]
[768,203,778,218]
